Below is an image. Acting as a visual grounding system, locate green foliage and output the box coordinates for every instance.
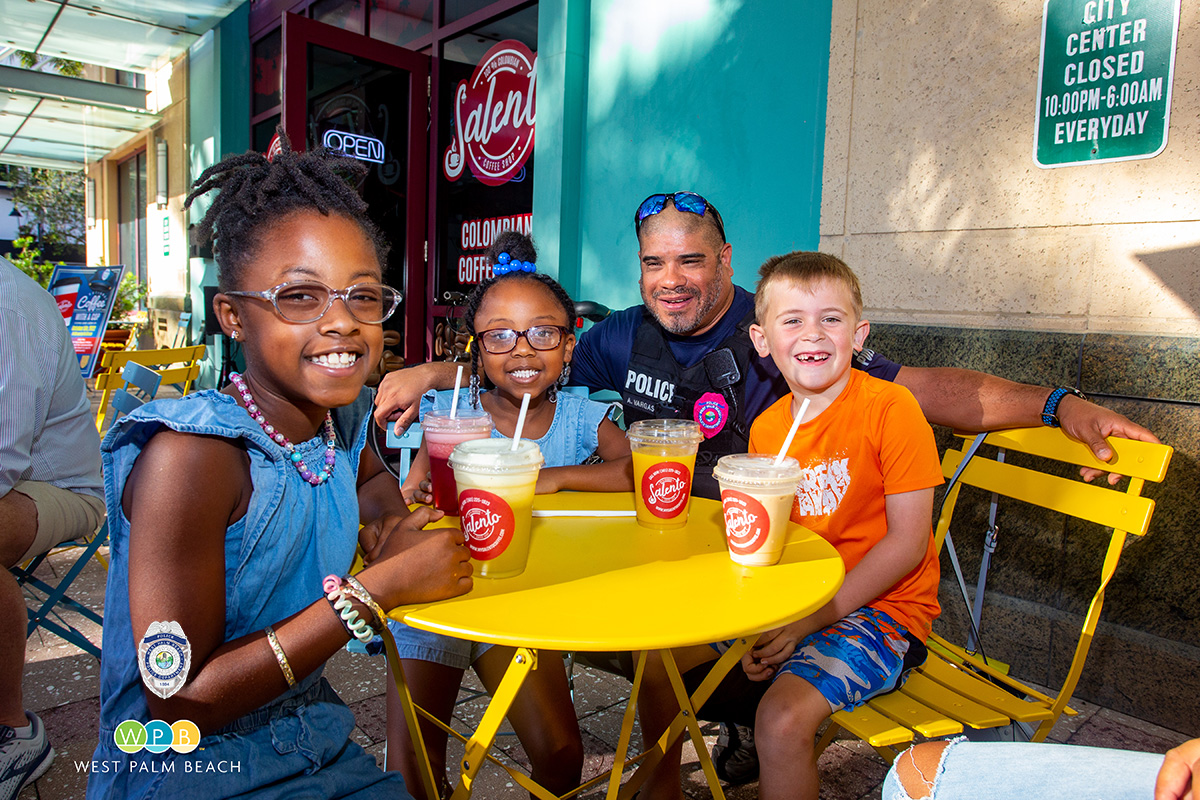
[4,236,53,287]
[8,166,85,248]
[16,51,84,78]
[114,272,148,316]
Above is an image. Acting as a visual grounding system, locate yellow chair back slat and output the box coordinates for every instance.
[976,426,1171,482]
[95,345,207,431]
[825,426,1173,764]
[940,448,1157,537]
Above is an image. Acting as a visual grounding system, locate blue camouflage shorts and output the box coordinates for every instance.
[719,606,912,713]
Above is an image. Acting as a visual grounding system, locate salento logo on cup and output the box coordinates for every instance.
[721,490,769,555]
[460,490,515,560]
[642,462,691,518]
[113,719,200,754]
[442,40,536,187]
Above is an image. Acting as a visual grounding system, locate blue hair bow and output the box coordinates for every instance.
[493,252,536,275]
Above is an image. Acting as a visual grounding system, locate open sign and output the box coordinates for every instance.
[322,129,385,164]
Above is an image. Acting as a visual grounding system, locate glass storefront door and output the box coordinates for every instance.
[282,14,430,363]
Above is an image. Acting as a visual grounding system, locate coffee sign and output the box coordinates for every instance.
[443,40,537,186]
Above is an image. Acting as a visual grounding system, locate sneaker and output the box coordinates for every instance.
[0,711,56,800]
[712,722,759,785]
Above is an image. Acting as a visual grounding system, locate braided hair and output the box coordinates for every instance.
[464,230,578,405]
[185,130,390,291]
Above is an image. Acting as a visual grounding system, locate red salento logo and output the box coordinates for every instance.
[721,490,769,555]
[443,40,536,186]
[460,490,515,560]
[641,462,692,518]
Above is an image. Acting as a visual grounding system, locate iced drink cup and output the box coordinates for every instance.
[422,408,493,515]
[449,438,543,578]
[713,454,802,566]
[627,419,704,529]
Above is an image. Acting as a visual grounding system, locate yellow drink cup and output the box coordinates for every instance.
[627,419,704,529]
[713,454,802,566]
[450,438,543,578]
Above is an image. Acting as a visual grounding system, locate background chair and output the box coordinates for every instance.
[94,344,205,430]
[20,358,172,654]
[820,427,1172,763]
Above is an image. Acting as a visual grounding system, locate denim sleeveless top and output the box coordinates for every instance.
[420,388,610,467]
[89,388,372,795]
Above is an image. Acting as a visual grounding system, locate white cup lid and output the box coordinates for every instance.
[449,438,544,472]
[713,454,802,485]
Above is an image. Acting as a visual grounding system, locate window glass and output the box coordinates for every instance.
[312,0,364,34]
[118,151,147,293]
[369,0,433,47]
[253,29,282,115]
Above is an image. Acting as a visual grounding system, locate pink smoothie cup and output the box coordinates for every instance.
[422,408,492,515]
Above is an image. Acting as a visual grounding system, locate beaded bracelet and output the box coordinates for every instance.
[323,575,375,643]
[342,575,387,633]
[264,625,296,687]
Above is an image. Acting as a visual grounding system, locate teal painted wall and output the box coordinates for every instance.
[534,0,832,311]
[187,2,250,386]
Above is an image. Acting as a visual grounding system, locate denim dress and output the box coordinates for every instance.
[88,388,409,799]
[388,388,610,667]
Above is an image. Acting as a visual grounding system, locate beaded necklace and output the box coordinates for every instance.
[229,372,336,486]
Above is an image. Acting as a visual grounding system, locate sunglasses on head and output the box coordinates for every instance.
[633,191,726,242]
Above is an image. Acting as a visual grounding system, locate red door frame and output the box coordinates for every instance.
[281,13,430,364]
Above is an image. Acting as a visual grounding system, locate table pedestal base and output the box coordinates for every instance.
[384,627,754,800]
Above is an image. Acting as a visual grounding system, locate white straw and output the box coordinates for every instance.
[774,397,811,466]
[449,365,464,418]
[510,393,531,451]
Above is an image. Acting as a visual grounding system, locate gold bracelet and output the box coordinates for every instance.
[264,625,296,687]
[342,575,387,633]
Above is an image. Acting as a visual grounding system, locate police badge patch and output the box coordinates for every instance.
[694,392,729,439]
[137,621,191,699]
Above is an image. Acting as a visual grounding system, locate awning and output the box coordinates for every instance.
[0,65,159,170]
[0,0,244,170]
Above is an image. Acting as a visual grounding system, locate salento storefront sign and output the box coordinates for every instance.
[443,40,536,187]
[1034,0,1180,168]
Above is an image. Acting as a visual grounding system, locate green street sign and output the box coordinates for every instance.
[1034,0,1180,168]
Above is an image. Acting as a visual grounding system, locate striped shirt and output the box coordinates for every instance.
[0,257,102,499]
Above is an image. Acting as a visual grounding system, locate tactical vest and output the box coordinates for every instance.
[621,311,758,499]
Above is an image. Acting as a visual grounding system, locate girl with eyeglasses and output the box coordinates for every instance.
[387,230,633,798]
[87,135,471,799]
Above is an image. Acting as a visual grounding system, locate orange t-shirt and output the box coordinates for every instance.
[748,370,944,640]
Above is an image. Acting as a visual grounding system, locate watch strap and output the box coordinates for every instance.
[1042,387,1087,427]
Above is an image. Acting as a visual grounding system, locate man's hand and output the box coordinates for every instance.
[373,362,459,435]
[1055,394,1161,484]
[1155,737,1200,800]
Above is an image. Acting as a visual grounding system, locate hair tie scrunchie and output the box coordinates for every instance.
[493,252,536,275]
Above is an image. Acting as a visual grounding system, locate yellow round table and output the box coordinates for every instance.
[383,491,844,800]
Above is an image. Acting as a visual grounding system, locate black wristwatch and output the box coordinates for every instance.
[1042,387,1087,427]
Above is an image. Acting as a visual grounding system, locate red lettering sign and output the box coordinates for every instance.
[460,489,515,560]
[443,40,536,187]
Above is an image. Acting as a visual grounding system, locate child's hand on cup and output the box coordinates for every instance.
[358,506,473,610]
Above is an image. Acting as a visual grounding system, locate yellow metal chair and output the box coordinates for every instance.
[820,427,1172,763]
[94,344,206,431]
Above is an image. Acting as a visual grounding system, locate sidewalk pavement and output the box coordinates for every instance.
[18,544,1193,800]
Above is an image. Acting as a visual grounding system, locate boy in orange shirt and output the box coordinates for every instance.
[637,251,944,800]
